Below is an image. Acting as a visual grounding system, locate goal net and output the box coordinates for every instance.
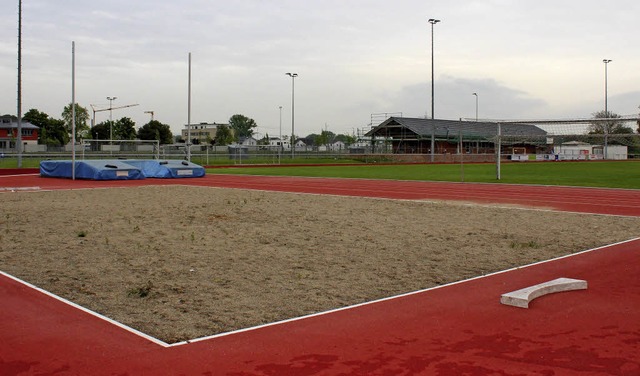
[494,116,640,161]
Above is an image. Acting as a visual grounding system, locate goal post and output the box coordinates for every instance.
[492,115,640,180]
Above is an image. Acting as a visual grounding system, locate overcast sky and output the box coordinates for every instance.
[1,0,639,138]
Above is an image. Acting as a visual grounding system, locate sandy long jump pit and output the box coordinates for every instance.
[1,185,639,344]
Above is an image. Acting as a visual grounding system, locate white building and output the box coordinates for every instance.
[182,122,224,144]
[553,141,627,160]
[268,137,290,149]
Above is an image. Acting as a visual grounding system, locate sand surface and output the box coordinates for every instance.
[1,185,638,343]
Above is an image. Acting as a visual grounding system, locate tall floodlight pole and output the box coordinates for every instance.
[603,59,612,160]
[603,59,612,115]
[187,52,192,162]
[286,72,298,158]
[106,96,117,141]
[17,0,23,167]
[71,41,76,180]
[279,105,283,162]
[428,18,440,120]
[473,92,478,121]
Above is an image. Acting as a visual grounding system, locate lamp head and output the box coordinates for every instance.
[603,59,612,64]
[428,19,440,24]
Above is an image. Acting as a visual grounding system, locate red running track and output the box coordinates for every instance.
[1,174,640,375]
[2,173,640,216]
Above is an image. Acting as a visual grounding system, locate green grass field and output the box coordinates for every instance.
[3,156,638,189]
[208,161,640,189]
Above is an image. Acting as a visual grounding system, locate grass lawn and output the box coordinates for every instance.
[208,161,640,189]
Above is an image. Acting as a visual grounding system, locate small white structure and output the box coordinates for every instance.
[268,137,290,149]
[238,136,257,147]
[553,141,627,160]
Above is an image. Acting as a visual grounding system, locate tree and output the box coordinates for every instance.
[91,121,111,140]
[337,134,356,145]
[214,124,234,146]
[589,110,633,134]
[61,103,90,140]
[258,133,270,146]
[137,120,173,144]
[23,108,68,146]
[228,114,257,139]
[315,130,335,147]
[113,117,137,140]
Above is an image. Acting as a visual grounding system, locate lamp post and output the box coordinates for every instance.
[17,0,23,167]
[285,72,298,158]
[472,92,478,121]
[603,59,612,115]
[106,96,117,141]
[603,59,612,160]
[279,105,283,161]
[428,18,440,120]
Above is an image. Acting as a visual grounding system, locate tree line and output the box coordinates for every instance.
[21,103,358,148]
[22,104,174,146]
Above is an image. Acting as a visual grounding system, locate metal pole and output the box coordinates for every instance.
[496,123,502,180]
[71,41,76,180]
[430,125,435,163]
[279,105,282,164]
[17,0,22,167]
[187,52,192,162]
[459,130,464,182]
[603,59,611,115]
[286,72,298,158]
[603,59,611,160]
[107,96,117,142]
[473,92,478,121]
[428,18,440,120]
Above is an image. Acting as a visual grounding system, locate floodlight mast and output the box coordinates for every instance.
[428,18,440,120]
[17,0,22,167]
[285,72,298,158]
[106,96,117,141]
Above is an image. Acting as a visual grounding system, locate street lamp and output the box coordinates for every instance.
[603,59,612,115]
[279,105,283,160]
[428,18,440,120]
[106,96,117,141]
[285,72,298,158]
[602,59,612,160]
[472,92,478,121]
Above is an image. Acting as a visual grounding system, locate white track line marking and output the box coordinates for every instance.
[2,237,638,348]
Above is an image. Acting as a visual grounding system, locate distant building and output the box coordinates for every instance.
[268,136,290,149]
[0,115,39,150]
[366,117,546,154]
[238,136,258,147]
[182,122,225,144]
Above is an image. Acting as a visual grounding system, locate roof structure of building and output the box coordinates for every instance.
[366,117,546,140]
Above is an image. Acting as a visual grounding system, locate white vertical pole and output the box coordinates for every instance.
[496,123,502,180]
[187,52,192,162]
[71,41,76,180]
[17,0,22,168]
[279,105,282,164]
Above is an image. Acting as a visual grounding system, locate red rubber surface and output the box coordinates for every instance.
[1,174,639,375]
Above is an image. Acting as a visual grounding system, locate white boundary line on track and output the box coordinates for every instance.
[2,236,639,348]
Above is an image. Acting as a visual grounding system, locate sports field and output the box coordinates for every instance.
[210,160,640,189]
[1,170,640,374]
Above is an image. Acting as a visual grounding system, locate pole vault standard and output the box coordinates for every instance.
[71,41,76,180]
[17,0,23,167]
[187,52,192,162]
